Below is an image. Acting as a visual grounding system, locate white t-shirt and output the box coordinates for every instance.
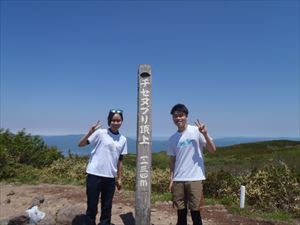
[86,128,128,178]
[168,125,210,181]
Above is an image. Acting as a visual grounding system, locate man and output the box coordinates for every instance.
[168,104,216,225]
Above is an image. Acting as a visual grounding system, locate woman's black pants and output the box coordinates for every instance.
[86,174,115,225]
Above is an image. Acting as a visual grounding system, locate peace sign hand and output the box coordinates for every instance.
[78,120,102,147]
[195,119,207,135]
[89,120,102,134]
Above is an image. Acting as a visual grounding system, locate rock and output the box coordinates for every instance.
[29,195,45,208]
[0,219,9,225]
[7,191,15,196]
[56,205,85,225]
[7,215,29,225]
[36,213,56,225]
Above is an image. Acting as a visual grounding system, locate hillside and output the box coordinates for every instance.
[204,140,300,175]
[1,131,299,224]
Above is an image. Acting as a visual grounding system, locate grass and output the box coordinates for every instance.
[199,196,297,224]
[201,197,219,205]
[227,204,297,224]
[151,192,172,203]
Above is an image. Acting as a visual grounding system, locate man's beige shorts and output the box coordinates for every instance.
[172,181,203,211]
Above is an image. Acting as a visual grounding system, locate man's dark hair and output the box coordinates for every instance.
[170,104,189,116]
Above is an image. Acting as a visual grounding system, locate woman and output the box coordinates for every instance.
[78,109,128,225]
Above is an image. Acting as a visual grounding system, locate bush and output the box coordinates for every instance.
[0,146,17,178]
[245,164,300,216]
[151,168,169,193]
[122,166,136,190]
[122,166,169,193]
[0,129,64,180]
[204,170,241,201]
[40,157,87,184]
[203,164,300,216]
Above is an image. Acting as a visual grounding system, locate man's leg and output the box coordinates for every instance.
[187,181,203,225]
[173,182,187,225]
[177,208,187,225]
[190,210,203,225]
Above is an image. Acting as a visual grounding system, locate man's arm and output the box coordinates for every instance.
[168,156,176,192]
[203,133,216,153]
[195,119,216,153]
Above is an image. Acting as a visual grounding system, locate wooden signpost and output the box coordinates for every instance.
[135,64,152,225]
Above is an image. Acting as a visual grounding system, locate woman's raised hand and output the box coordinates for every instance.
[89,120,102,133]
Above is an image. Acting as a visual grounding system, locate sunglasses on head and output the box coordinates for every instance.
[110,109,123,114]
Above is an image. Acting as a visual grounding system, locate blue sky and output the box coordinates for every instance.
[0,0,299,138]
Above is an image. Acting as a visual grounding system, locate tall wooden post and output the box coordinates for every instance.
[135,64,152,225]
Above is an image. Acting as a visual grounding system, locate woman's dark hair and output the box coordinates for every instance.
[107,110,123,126]
[170,104,189,116]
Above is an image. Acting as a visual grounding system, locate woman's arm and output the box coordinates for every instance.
[116,158,123,190]
[78,120,101,147]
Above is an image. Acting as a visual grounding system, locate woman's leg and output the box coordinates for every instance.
[99,177,115,225]
[86,174,102,225]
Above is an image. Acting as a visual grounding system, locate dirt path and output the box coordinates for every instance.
[0,184,293,225]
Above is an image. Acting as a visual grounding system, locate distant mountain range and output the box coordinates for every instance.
[41,134,299,156]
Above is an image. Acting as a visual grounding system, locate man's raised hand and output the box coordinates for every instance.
[195,119,207,135]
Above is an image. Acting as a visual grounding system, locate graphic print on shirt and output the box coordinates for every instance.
[177,139,193,148]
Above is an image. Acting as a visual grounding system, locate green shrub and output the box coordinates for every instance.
[204,169,241,201]
[0,146,18,178]
[0,129,64,180]
[5,164,41,184]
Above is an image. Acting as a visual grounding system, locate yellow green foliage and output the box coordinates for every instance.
[40,158,87,184]
[245,164,300,216]
[204,164,300,216]
[121,166,170,193]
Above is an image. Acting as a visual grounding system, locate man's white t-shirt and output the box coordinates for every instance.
[168,125,210,181]
[87,128,128,178]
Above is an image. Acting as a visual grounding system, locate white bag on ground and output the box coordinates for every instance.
[26,205,45,224]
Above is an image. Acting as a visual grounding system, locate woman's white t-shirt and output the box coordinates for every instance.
[87,128,128,178]
[168,125,210,181]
